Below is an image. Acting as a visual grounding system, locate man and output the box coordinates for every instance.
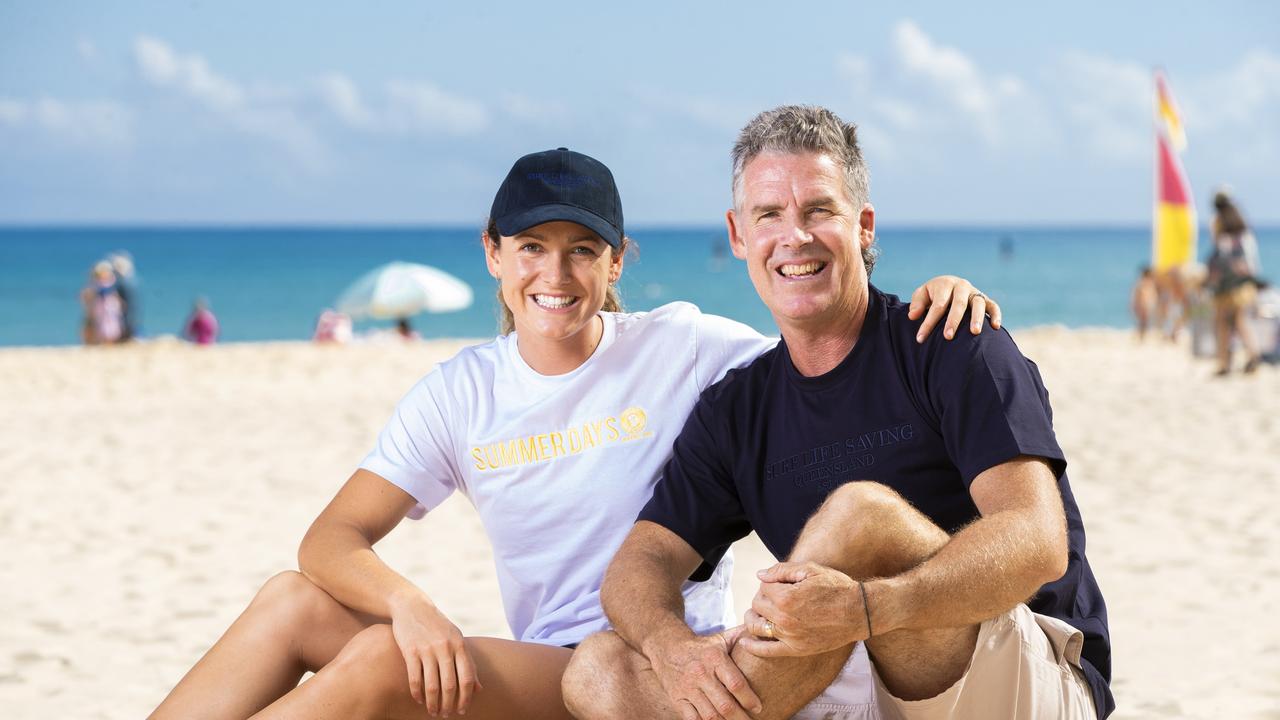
[561,105,1112,719]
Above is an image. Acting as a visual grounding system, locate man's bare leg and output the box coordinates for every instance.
[564,630,847,720]
[565,481,980,719]
[773,481,979,701]
[254,626,575,720]
[150,571,380,720]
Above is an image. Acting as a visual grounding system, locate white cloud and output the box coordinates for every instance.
[76,38,99,64]
[132,35,324,169]
[1185,49,1280,131]
[134,35,245,112]
[317,73,375,129]
[498,92,569,126]
[0,96,133,148]
[316,73,489,136]
[883,20,1035,145]
[0,98,27,124]
[385,80,489,136]
[894,20,991,115]
[870,98,921,131]
[627,87,748,133]
[1056,51,1150,161]
[838,53,872,94]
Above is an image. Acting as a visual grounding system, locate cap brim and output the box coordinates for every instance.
[494,204,622,249]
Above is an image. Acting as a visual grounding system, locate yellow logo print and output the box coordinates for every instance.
[470,405,656,471]
[619,407,647,438]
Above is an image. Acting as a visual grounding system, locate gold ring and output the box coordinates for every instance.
[761,619,775,639]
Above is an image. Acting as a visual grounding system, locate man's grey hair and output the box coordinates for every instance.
[731,105,878,275]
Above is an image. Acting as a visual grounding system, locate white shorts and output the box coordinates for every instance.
[793,642,879,720]
[794,605,1097,720]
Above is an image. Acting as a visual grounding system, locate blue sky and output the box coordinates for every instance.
[1,1,1277,224]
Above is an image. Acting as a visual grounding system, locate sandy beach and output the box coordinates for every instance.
[1,330,1277,719]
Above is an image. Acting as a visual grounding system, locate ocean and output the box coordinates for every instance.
[1,225,1275,347]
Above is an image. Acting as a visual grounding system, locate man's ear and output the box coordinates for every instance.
[858,203,876,250]
[727,210,747,260]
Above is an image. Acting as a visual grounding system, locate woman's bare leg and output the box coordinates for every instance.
[1214,303,1234,373]
[150,571,381,720]
[1235,304,1261,367]
[254,626,574,720]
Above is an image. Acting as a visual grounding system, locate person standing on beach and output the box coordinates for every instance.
[149,147,1000,720]
[1207,190,1262,375]
[109,251,140,341]
[562,105,1112,719]
[80,261,125,345]
[1131,265,1158,341]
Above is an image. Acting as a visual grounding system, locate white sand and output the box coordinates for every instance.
[0,331,1276,718]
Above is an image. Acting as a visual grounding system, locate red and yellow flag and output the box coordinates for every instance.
[1152,71,1196,271]
[1155,71,1186,152]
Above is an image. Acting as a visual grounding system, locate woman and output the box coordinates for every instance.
[150,148,1000,719]
[81,261,125,345]
[1207,190,1262,375]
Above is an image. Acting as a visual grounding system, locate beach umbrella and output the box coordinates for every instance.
[335,261,473,319]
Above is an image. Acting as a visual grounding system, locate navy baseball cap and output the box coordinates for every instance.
[489,148,624,249]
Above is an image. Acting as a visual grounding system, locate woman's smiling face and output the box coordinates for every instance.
[486,220,624,346]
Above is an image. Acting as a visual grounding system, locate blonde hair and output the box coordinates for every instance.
[484,219,628,335]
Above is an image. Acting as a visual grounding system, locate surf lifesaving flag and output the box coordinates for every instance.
[1152,70,1196,271]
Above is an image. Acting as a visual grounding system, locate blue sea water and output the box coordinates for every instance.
[1,225,1276,347]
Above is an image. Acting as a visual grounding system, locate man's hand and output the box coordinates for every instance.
[388,590,482,717]
[645,628,763,720]
[908,275,1003,343]
[737,562,869,658]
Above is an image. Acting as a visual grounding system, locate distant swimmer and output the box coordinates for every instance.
[999,234,1015,260]
[709,234,728,272]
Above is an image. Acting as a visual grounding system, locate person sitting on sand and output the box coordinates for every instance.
[312,309,353,344]
[182,298,219,346]
[395,317,419,340]
[149,147,1000,720]
[562,105,1112,720]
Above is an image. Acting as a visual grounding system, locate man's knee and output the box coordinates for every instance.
[801,481,949,578]
[562,632,635,719]
[819,480,908,522]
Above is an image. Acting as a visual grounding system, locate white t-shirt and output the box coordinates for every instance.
[361,302,776,646]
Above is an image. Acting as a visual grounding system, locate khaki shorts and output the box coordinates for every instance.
[872,604,1096,720]
[794,604,1096,720]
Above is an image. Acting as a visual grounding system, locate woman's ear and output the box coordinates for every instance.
[484,232,502,280]
[608,240,626,283]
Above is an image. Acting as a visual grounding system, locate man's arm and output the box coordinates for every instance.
[869,456,1068,635]
[741,456,1068,658]
[602,521,763,719]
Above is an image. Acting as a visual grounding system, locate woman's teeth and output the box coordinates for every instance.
[534,294,577,309]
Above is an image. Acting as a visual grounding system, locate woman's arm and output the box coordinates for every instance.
[299,469,480,716]
[907,275,1003,343]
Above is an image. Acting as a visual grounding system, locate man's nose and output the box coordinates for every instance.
[780,218,814,248]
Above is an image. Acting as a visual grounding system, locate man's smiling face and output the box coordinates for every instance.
[727,151,874,335]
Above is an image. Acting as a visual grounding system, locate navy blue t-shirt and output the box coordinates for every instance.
[639,286,1113,718]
